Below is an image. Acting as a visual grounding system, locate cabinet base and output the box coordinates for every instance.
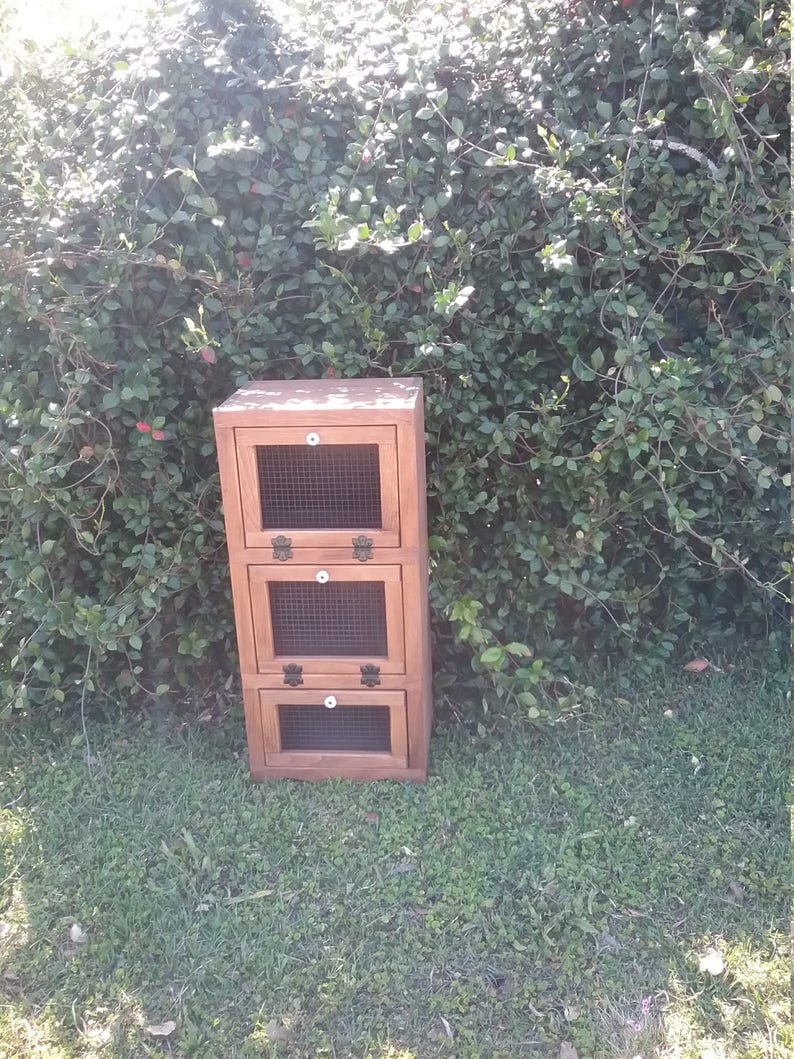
[249,763,428,783]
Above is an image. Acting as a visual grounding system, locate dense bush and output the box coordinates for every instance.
[0,0,789,720]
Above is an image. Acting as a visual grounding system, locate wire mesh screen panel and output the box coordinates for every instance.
[278,703,391,752]
[268,581,388,656]
[257,444,382,529]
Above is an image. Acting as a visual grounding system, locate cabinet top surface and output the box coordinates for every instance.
[214,377,422,415]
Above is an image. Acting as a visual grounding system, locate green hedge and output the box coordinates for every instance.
[0,0,789,720]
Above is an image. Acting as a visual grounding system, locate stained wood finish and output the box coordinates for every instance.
[241,671,422,691]
[214,377,431,782]
[250,764,427,783]
[257,689,407,769]
[235,425,400,549]
[226,545,423,566]
[246,564,405,675]
[214,378,422,415]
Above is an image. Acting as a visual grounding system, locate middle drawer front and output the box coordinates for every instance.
[248,564,405,675]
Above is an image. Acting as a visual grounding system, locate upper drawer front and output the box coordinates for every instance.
[248,564,405,675]
[235,426,399,550]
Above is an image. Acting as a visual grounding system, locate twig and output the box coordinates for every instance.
[645,137,722,180]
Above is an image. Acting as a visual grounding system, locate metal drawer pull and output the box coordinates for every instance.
[352,535,373,561]
[324,695,337,710]
[315,569,330,584]
[360,664,381,687]
[283,664,303,686]
[271,535,293,561]
[305,432,320,446]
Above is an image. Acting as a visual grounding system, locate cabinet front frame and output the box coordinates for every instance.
[259,689,408,769]
[248,564,405,675]
[235,425,400,550]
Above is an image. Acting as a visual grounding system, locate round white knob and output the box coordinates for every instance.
[324,695,337,709]
[315,569,330,584]
[306,432,320,446]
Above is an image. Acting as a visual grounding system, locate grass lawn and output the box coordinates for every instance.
[0,663,789,1059]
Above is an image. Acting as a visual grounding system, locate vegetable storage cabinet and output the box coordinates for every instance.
[213,379,432,781]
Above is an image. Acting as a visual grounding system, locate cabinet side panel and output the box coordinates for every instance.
[397,384,432,772]
[213,421,246,553]
[230,563,259,674]
[242,686,267,779]
[413,394,434,754]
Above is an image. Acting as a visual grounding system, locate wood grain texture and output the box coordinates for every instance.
[215,377,431,783]
[247,565,405,675]
[241,686,267,777]
[212,422,246,553]
[229,563,258,674]
[234,425,400,549]
[226,545,422,566]
[242,671,422,691]
[257,689,408,770]
[214,378,422,416]
[249,765,427,782]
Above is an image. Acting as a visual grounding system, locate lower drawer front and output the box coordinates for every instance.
[259,690,407,769]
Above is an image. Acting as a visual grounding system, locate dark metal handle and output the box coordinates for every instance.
[283,664,303,686]
[360,664,381,687]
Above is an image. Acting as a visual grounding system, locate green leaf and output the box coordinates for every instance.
[596,100,612,119]
[747,424,762,444]
[41,540,55,556]
[293,142,311,161]
[407,222,423,241]
[479,646,505,667]
[572,356,595,381]
[505,642,532,656]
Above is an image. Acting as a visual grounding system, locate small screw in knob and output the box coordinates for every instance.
[315,569,330,583]
[324,695,337,709]
[306,432,320,446]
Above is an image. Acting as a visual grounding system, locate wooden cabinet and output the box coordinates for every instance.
[213,378,432,781]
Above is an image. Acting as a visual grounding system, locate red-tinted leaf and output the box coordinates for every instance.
[361,147,372,164]
[365,812,379,823]
[236,253,251,267]
[151,429,166,441]
[136,421,151,432]
[683,658,710,672]
[200,347,216,364]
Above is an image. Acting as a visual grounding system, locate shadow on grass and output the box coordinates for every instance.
[1,663,789,1059]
